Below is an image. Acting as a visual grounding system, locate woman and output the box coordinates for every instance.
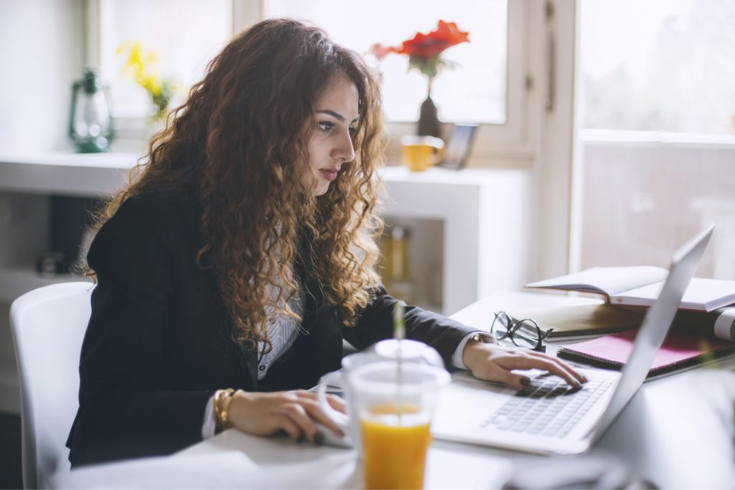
[67,18,585,466]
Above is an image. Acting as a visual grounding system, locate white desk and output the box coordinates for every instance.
[175,292,735,489]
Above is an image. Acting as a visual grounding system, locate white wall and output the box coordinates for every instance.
[0,0,84,414]
[0,0,84,153]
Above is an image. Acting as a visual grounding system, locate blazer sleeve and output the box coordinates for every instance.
[67,199,212,467]
[342,286,477,370]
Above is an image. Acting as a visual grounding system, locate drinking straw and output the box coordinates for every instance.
[393,301,406,341]
[393,301,406,420]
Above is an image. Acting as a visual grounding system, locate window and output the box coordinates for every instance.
[92,0,233,119]
[265,0,508,125]
[87,0,533,160]
[580,0,735,135]
[263,0,532,162]
[576,0,735,280]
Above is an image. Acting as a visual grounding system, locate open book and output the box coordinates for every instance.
[526,266,735,312]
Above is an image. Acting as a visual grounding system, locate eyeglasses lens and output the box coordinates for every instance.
[491,312,513,340]
[509,320,540,349]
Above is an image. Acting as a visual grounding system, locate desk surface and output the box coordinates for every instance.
[54,292,734,489]
[175,291,735,489]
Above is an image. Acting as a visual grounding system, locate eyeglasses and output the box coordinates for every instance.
[490,311,553,352]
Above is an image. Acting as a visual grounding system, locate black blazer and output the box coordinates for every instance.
[66,192,476,466]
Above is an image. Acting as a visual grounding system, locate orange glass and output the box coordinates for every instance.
[361,403,432,490]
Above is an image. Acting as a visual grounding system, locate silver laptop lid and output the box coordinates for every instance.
[594,225,715,438]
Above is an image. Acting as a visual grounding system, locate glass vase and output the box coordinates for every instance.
[417,80,441,138]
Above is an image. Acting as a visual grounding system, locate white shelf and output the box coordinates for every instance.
[0,151,137,197]
[380,166,533,314]
[0,267,86,304]
[0,154,533,313]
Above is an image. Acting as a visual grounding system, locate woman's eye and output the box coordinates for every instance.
[318,121,334,132]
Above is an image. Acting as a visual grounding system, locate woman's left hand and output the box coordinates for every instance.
[462,342,588,389]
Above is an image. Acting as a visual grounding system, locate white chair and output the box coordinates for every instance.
[10,282,94,489]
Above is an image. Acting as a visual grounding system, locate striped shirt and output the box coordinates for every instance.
[255,284,306,380]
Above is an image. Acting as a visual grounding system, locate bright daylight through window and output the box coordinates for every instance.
[577,0,735,280]
[103,0,232,119]
[580,0,735,135]
[265,0,509,125]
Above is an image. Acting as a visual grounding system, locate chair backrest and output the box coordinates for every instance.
[10,282,94,489]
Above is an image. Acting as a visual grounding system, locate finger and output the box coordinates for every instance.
[327,394,346,413]
[296,390,345,406]
[294,391,346,421]
[525,350,588,384]
[277,415,302,441]
[491,353,565,384]
[298,398,345,436]
[475,363,531,389]
[507,356,582,388]
[281,402,319,443]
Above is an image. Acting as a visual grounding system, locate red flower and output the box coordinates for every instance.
[393,21,469,59]
[369,43,393,61]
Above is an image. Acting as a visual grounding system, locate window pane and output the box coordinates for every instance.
[577,1,735,281]
[580,0,735,135]
[265,0,508,124]
[106,0,232,118]
[579,143,735,280]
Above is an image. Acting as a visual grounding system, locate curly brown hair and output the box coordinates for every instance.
[91,18,387,352]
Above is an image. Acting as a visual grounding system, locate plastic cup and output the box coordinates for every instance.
[350,361,450,489]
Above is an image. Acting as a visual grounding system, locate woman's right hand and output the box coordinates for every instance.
[227,389,345,444]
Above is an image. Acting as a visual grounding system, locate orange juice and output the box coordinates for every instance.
[361,403,432,490]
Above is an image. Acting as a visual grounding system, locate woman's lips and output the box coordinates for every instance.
[320,169,339,181]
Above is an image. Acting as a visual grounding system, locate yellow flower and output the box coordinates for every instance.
[117,41,178,120]
[139,75,162,97]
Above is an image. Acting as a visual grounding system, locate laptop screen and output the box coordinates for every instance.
[595,225,714,437]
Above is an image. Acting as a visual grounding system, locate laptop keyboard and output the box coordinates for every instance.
[479,375,614,438]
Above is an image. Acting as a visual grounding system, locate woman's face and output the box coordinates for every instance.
[308,74,359,196]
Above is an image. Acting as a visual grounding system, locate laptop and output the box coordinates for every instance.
[431,225,715,455]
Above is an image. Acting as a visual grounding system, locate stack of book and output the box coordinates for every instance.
[521,266,735,379]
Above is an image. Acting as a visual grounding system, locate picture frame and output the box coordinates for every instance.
[438,124,478,170]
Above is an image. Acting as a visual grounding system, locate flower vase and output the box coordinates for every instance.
[418,81,441,138]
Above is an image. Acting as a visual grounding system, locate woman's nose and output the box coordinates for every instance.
[332,129,355,163]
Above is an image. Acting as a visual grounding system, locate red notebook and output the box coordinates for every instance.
[557,330,735,379]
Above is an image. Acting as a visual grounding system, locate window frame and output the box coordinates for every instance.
[247,0,537,165]
[374,0,535,166]
[85,0,536,164]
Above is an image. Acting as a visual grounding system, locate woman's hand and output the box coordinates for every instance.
[462,341,588,389]
[227,390,346,444]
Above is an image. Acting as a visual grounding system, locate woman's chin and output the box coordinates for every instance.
[313,182,330,196]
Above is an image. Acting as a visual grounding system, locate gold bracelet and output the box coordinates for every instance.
[213,388,236,431]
